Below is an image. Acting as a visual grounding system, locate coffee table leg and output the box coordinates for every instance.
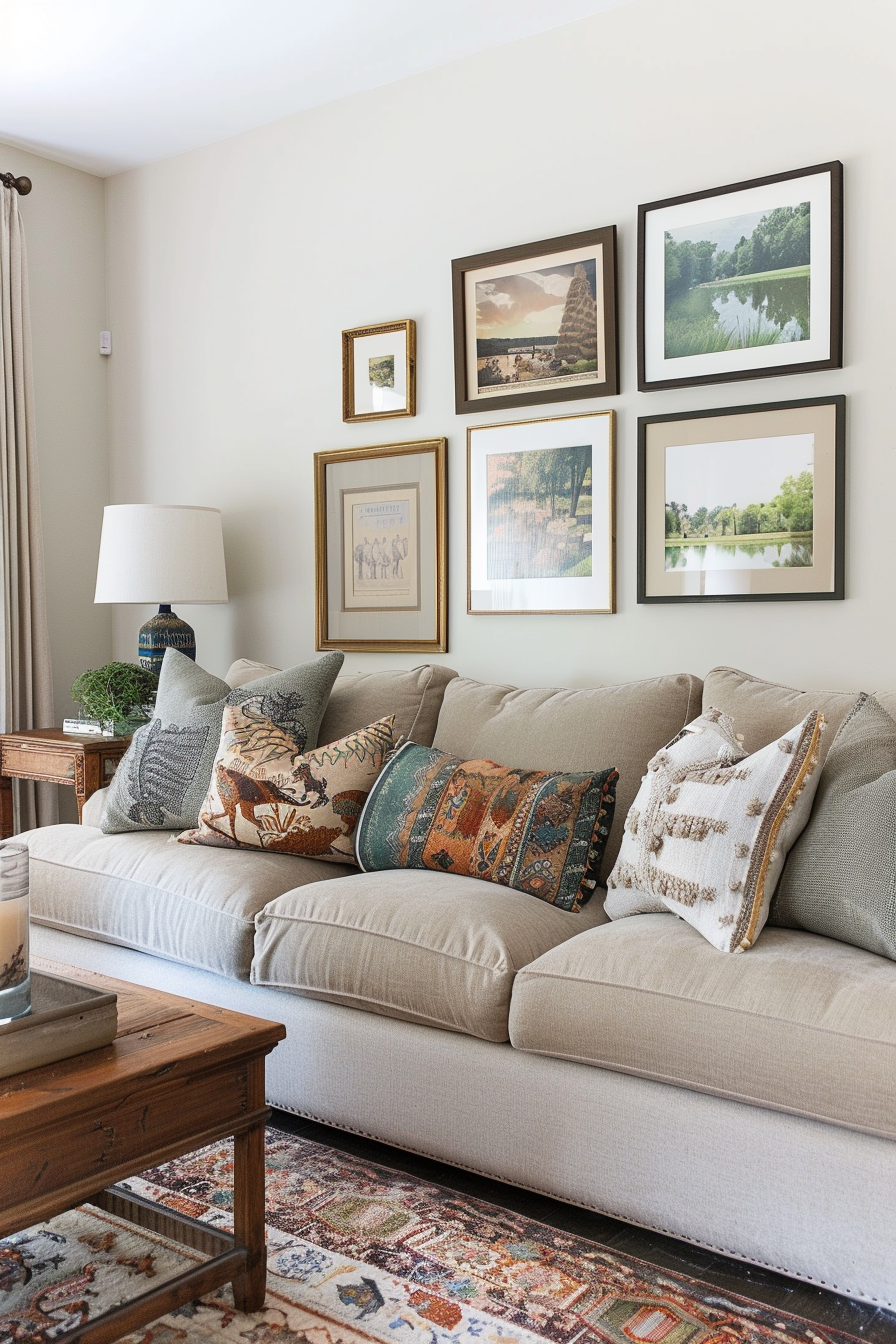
[231,1117,267,1311]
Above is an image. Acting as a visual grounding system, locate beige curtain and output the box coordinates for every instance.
[0,183,56,831]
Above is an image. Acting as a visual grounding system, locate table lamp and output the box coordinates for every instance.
[95,504,229,673]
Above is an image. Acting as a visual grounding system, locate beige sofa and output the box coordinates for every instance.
[21,662,896,1310]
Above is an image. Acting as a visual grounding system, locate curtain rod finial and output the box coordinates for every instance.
[1,174,32,195]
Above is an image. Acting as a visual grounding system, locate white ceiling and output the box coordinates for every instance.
[0,0,633,177]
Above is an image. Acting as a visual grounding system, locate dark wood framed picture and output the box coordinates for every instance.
[342,319,415,422]
[638,395,845,603]
[638,162,843,391]
[468,410,615,615]
[314,437,447,652]
[451,227,618,415]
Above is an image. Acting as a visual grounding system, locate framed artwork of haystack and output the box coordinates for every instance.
[452,228,618,414]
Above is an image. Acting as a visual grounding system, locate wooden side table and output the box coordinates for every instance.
[0,729,130,836]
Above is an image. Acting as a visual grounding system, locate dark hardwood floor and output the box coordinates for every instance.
[271,1110,896,1343]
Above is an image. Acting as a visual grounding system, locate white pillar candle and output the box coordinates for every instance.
[0,892,28,990]
[0,844,29,998]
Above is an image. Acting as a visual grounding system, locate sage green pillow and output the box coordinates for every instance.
[771,694,896,959]
[102,648,343,833]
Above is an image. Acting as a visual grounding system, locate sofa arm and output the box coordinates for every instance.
[81,786,109,828]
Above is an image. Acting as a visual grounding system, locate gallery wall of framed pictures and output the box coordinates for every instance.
[318,156,847,651]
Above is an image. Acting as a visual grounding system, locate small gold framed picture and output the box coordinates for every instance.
[342,319,416,422]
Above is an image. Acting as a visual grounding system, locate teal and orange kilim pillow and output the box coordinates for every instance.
[355,742,618,910]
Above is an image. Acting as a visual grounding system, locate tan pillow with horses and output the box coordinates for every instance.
[178,699,394,863]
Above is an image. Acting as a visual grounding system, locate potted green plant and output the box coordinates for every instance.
[71,662,159,737]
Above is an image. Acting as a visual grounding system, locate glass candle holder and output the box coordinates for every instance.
[0,842,30,1022]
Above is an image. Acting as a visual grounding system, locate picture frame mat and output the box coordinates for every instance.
[468,411,614,614]
[351,328,409,417]
[641,400,842,600]
[464,241,609,403]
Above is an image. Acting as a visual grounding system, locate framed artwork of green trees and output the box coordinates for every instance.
[468,410,615,614]
[637,396,845,603]
[638,163,843,390]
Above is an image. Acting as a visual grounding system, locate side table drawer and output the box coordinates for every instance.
[1,747,76,781]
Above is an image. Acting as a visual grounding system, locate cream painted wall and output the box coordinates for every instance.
[1,143,111,714]
[105,0,896,693]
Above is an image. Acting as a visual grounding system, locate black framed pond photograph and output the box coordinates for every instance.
[637,396,845,603]
[638,162,843,391]
[342,319,416,422]
[468,410,615,615]
[315,438,447,651]
[452,227,618,415]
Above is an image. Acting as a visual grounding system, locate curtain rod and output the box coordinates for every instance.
[1,173,32,195]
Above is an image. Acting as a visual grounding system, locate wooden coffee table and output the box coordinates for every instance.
[0,960,286,1343]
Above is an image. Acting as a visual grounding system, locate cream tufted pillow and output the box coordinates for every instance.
[604,707,824,952]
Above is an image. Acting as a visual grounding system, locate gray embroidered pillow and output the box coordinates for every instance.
[771,694,896,959]
[101,648,344,833]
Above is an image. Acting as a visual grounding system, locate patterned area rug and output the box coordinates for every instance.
[0,1128,863,1344]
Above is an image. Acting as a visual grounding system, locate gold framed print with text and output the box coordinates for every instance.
[315,438,447,651]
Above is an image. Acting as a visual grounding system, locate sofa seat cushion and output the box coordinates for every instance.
[509,913,896,1139]
[21,824,352,980]
[251,868,608,1041]
[433,672,702,876]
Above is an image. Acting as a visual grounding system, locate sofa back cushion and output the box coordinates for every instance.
[226,660,457,748]
[433,672,703,874]
[772,694,896,958]
[702,665,896,765]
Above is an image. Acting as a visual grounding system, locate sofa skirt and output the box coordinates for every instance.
[33,923,896,1310]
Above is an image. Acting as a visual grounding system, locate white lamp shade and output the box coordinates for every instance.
[94,504,229,604]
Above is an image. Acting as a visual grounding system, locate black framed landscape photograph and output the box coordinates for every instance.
[468,410,615,615]
[452,227,618,415]
[638,162,843,391]
[315,438,446,651]
[342,319,416,422]
[638,396,845,603]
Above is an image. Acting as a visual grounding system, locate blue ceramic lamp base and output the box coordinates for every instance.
[138,605,196,674]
